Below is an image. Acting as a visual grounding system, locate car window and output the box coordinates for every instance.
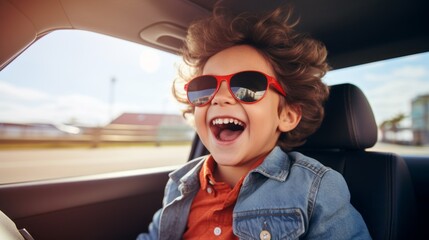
[325,52,429,156]
[0,30,193,184]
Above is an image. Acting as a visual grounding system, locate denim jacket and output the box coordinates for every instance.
[137,146,371,240]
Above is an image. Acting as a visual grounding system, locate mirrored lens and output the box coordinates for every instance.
[230,71,268,102]
[187,76,218,106]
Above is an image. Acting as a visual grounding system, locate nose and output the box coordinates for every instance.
[211,81,236,106]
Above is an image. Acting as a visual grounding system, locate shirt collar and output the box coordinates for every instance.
[199,155,215,191]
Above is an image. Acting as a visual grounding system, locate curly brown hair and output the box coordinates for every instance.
[173,7,330,150]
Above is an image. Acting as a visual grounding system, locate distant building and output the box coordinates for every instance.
[109,113,186,127]
[106,113,194,142]
[0,123,79,139]
[0,113,194,145]
[411,94,429,145]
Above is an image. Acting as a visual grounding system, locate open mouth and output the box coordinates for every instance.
[210,117,246,142]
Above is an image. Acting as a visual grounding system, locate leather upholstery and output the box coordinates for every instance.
[303,84,378,149]
[298,83,415,240]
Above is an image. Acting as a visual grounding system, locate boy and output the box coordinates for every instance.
[137,7,371,240]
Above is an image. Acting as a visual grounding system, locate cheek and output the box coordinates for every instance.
[258,93,281,116]
[194,107,207,132]
[253,109,279,129]
[247,94,281,128]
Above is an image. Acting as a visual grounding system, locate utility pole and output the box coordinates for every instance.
[109,77,116,122]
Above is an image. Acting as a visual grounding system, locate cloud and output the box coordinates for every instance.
[0,81,50,101]
[327,60,429,126]
[0,82,111,126]
[0,81,180,126]
[363,66,428,82]
[139,48,161,74]
[392,66,427,78]
[368,79,428,122]
[363,65,429,124]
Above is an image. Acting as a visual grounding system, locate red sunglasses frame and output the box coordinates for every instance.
[184,71,286,107]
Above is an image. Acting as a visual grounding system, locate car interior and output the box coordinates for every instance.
[300,84,415,239]
[1,0,428,239]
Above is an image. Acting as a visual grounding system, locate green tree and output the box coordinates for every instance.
[380,113,406,143]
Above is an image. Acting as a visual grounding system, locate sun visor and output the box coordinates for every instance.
[139,23,186,52]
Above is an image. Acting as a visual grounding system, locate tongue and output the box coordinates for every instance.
[219,129,242,141]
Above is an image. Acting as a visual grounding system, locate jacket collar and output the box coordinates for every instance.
[249,146,291,182]
[169,156,206,194]
[169,146,291,191]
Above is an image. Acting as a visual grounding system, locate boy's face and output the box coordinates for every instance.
[194,45,301,171]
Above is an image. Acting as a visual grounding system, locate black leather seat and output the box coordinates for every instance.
[297,83,415,240]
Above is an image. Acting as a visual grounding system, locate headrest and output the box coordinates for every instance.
[301,83,378,150]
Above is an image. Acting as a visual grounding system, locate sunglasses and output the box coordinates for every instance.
[184,71,286,107]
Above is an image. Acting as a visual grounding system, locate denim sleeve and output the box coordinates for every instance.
[305,170,372,240]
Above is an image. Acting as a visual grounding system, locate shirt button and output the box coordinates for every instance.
[260,230,271,240]
[214,227,222,236]
[207,187,213,194]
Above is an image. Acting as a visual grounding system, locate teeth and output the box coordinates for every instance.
[212,118,244,126]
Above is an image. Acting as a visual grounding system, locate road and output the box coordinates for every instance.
[371,142,429,156]
[0,145,191,184]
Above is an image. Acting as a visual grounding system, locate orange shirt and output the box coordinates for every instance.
[183,155,265,239]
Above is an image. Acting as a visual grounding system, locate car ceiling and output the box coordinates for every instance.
[1,0,428,70]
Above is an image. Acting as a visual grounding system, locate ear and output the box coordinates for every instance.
[278,104,302,132]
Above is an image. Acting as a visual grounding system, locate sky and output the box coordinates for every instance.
[324,53,429,126]
[0,30,428,127]
[0,30,184,126]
